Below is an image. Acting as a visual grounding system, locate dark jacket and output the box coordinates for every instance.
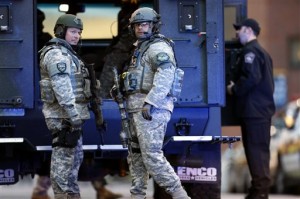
[232,39,275,118]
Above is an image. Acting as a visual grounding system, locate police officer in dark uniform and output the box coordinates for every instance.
[227,18,275,199]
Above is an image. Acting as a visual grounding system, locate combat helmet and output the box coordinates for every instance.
[54,14,83,38]
[129,7,161,33]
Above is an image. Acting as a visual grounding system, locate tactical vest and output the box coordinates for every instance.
[122,34,184,98]
[39,43,91,104]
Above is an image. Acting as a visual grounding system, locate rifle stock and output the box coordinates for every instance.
[86,63,105,134]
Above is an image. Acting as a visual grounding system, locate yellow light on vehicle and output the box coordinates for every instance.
[59,4,69,12]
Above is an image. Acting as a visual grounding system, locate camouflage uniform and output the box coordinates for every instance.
[39,37,90,198]
[124,37,187,199]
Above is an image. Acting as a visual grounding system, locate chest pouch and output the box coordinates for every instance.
[121,72,137,93]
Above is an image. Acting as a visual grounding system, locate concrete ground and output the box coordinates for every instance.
[0,175,299,199]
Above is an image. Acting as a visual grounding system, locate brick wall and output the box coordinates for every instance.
[248,0,300,100]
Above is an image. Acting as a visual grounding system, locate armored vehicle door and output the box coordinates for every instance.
[0,0,35,112]
[222,0,247,125]
[157,0,225,106]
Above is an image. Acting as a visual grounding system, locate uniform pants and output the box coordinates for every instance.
[128,109,182,197]
[241,118,271,195]
[46,118,84,195]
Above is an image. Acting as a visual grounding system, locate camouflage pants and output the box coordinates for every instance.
[128,109,182,197]
[45,118,84,195]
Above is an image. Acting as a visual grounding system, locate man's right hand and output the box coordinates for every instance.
[227,81,235,95]
[110,85,123,103]
[110,85,118,100]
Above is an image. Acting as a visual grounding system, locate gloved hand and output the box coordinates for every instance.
[226,81,235,95]
[110,85,119,101]
[70,115,83,129]
[110,85,124,103]
[142,103,152,121]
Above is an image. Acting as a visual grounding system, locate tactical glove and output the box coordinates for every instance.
[226,81,235,95]
[110,85,124,103]
[110,85,118,101]
[142,103,152,121]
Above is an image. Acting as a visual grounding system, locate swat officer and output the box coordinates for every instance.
[39,14,90,199]
[114,7,190,199]
[227,18,275,199]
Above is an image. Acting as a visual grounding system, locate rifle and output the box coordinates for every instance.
[112,67,131,149]
[85,63,106,144]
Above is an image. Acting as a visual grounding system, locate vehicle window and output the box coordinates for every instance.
[224,6,237,41]
[38,3,120,39]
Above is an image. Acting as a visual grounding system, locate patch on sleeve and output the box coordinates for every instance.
[156,52,170,63]
[244,52,255,64]
[57,62,67,73]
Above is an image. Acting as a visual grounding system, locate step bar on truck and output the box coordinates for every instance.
[0,136,241,152]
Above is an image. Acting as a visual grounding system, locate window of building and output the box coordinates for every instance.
[289,36,300,69]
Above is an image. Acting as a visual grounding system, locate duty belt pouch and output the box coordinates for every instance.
[64,129,82,148]
[56,128,81,148]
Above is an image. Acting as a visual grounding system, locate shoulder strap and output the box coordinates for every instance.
[138,35,173,58]
[39,44,61,62]
[40,43,81,69]
[138,35,175,91]
[138,35,178,69]
[61,46,80,68]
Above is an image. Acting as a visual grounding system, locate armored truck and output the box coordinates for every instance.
[0,0,245,198]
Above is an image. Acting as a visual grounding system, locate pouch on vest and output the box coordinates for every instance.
[55,128,81,148]
[169,67,184,99]
[39,79,56,103]
[121,72,137,93]
[83,78,92,99]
